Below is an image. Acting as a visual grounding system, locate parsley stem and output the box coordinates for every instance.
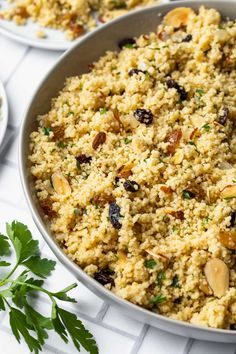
[0,263,19,287]
[5,280,54,300]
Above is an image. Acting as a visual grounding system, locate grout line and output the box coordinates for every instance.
[183,338,194,354]
[3,47,31,86]
[129,324,149,354]
[39,295,137,340]
[96,302,109,322]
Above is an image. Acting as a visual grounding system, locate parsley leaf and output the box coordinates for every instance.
[0,234,10,256]
[0,221,98,354]
[144,259,157,269]
[99,107,108,115]
[157,271,166,287]
[202,123,211,132]
[42,127,52,136]
[150,294,167,304]
[171,275,180,288]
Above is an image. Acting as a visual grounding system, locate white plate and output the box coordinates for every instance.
[0,0,86,51]
[0,80,8,149]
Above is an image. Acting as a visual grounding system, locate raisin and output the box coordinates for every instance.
[165,129,182,155]
[109,202,122,229]
[92,132,106,150]
[229,211,236,228]
[94,268,115,286]
[166,79,188,101]
[168,210,184,220]
[118,37,136,49]
[134,108,153,125]
[128,69,146,76]
[218,107,229,126]
[40,199,56,218]
[76,154,92,164]
[124,180,140,192]
[182,34,192,42]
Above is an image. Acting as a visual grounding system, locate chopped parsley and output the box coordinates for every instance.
[57,142,67,148]
[150,294,167,304]
[144,259,157,269]
[124,43,136,49]
[202,123,211,132]
[124,137,132,144]
[157,271,166,287]
[182,190,192,200]
[172,275,180,288]
[99,107,108,115]
[76,160,81,170]
[188,141,196,146]
[42,127,52,136]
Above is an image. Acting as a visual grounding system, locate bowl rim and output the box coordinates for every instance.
[19,0,236,339]
[0,80,8,149]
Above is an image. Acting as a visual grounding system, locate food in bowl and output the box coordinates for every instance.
[1,0,159,40]
[29,6,236,329]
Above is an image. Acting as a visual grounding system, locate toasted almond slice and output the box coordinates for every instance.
[51,172,71,196]
[172,149,184,165]
[145,249,169,263]
[221,185,236,199]
[219,231,236,250]
[164,7,195,28]
[204,258,229,298]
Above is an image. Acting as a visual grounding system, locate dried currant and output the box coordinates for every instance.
[218,107,229,126]
[182,34,192,42]
[109,202,122,229]
[76,154,92,164]
[166,78,188,101]
[134,108,153,125]
[128,69,146,76]
[124,180,140,192]
[94,268,115,286]
[229,211,236,228]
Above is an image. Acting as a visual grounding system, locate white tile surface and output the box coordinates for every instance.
[0,35,28,84]
[0,6,235,354]
[137,326,188,354]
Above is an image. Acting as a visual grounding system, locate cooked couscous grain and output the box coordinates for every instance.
[29,7,236,328]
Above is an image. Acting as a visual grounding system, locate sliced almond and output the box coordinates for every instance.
[219,231,236,250]
[51,172,71,196]
[204,258,229,298]
[164,7,195,28]
[145,249,169,263]
[172,149,184,164]
[221,185,236,199]
[160,185,173,194]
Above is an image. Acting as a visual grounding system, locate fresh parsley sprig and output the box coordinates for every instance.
[0,221,98,354]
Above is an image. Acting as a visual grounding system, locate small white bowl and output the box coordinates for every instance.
[0,80,8,148]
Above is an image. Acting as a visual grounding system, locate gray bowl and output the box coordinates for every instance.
[19,0,236,343]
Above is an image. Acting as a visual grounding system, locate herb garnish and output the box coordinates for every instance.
[0,221,98,354]
[157,271,166,287]
[202,123,211,132]
[42,127,52,136]
[182,190,192,200]
[57,142,67,148]
[124,137,132,144]
[150,294,167,304]
[99,107,108,115]
[171,275,180,288]
[144,259,157,269]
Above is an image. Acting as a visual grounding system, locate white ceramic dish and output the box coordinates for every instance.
[0,80,8,149]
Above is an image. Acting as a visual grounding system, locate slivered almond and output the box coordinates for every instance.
[145,250,169,263]
[221,185,236,199]
[219,231,236,250]
[164,7,195,28]
[204,258,229,298]
[160,185,173,194]
[51,172,71,196]
[172,149,184,164]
